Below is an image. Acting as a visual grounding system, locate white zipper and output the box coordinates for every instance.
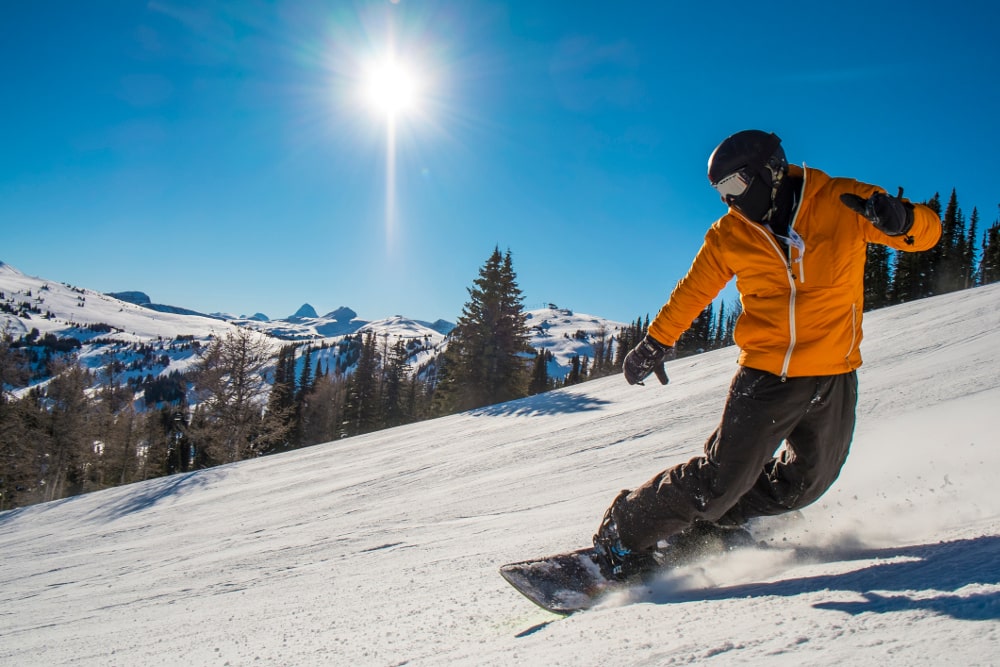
[748,226,799,380]
[731,168,809,380]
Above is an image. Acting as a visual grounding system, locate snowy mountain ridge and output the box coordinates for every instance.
[0,260,454,343]
[1,282,998,665]
[0,260,628,394]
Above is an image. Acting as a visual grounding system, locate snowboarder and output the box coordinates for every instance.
[593,130,942,580]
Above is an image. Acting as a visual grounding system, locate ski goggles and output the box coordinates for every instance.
[711,168,754,201]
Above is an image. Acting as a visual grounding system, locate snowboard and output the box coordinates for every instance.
[499,547,624,614]
[500,524,758,615]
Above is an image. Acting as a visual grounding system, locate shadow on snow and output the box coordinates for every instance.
[0,468,226,527]
[84,469,226,523]
[471,391,611,418]
[642,535,1000,622]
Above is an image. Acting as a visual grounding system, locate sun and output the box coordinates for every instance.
[365,58,419,118]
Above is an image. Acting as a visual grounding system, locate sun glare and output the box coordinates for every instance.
[365,59,418,117]
[356,45,430,250]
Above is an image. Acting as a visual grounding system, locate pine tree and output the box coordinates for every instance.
[614,317,647,370]
[603,331,614,369]
[675,304,714,358]
[714,301,727,349]
[891,248,920,304]
[980,209,1000,285]
[260,345,298,454]
[721,298,741,347]
[402,376,426,424]
[964,207,979,288]
[934,189,966,294]
[265,346,296,412]
[343,331,381,435]
[589,325,611,379]
[299,372,346,446]
[864,243,892,310]
[494,249,532,400]
[564,355,582,386]
[296,346,314,403]
[432,248,530,413]
[428,349,459,416]
[381,338,411,428]
[528,349,550,395]
[892,193,941,303]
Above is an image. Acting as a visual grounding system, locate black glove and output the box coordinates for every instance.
[839,190,914,236]
[623,335,670,386]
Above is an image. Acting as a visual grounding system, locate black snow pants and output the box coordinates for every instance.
[614,366,858,552]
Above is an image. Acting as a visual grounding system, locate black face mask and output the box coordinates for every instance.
[731,173,774,223]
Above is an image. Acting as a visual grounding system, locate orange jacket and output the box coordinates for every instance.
[648,165,942,377]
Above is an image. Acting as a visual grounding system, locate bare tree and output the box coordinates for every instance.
[590,325,610,378]
[0,325,29,403]
[42,359,94,501]
[190,329,276,463]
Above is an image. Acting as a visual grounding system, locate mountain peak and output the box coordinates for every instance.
[325,306,357,322]
[290,303,319,320]
[107,291,152,306]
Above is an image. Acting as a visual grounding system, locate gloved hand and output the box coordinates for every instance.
[623,335,670,386]
[839,189,914,236]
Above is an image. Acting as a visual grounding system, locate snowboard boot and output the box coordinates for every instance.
[592,490,664,582]
[656,519,756,567]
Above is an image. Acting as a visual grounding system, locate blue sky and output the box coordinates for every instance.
[2,1,998,325]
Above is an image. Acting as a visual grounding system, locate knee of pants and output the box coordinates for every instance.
[700,458,768,518]
[776,460,847,511]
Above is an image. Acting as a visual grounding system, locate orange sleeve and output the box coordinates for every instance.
[838,180,942,252]
[647,225,734,347]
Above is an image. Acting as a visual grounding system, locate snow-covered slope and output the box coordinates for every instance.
[1,284,999,666]
[525,305,626,380]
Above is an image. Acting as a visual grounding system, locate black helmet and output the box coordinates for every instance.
[707,130,788,222]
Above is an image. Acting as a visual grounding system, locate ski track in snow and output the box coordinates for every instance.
[1,284,999,665]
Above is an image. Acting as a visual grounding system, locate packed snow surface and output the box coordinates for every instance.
[2,284,999,665]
